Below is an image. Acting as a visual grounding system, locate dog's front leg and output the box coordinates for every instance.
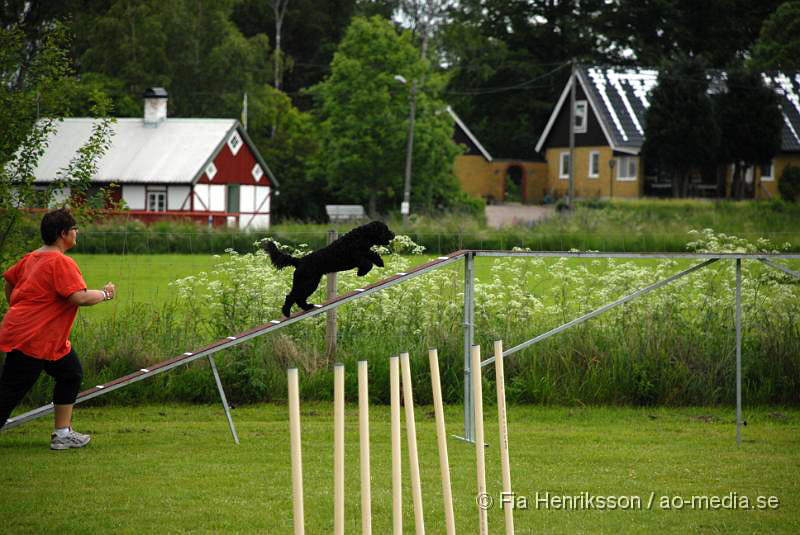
[356,258,373,277]
[366,250,384,267]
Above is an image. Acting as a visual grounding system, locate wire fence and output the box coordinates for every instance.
[61,229,800,255]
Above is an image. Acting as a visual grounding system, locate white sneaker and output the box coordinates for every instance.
[50,429,91,450]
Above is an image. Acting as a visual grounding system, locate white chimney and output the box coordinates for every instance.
[143,87,168,125]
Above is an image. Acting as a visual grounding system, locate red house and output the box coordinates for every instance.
[32,87,279,229]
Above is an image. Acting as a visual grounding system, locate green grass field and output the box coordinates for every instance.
[71,253,222,306]
[1,404,797,534]
[70,252,688,320]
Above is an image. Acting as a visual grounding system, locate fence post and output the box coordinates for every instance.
[459,252,475,443]
[326,229,338,359]
[736,258,742,447]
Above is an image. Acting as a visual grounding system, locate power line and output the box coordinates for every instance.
[442,61,571,95]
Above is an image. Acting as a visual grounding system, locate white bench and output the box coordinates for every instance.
[325,204,366,222]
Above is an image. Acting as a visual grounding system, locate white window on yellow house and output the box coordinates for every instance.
[559,152,571,179]
[617,156,638,181]
[588,151,600,178]
[574,100,588,133]
[760,160,774,181]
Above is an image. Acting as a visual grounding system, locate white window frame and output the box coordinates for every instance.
[617,156,638,181]
[227,131,243,156]
[588,151,600,178]
[559,152,571,179]
[147,190,167,212]
[252,163,264,182]
[760,160,774,181]
[574,100,588,133]
[206,162,217,181]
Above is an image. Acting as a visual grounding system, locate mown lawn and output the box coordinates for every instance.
[1,404,797,534]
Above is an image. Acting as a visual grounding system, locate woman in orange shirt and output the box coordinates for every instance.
[0,208,115,450]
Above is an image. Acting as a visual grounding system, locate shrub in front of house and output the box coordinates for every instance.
[779,165,800,203]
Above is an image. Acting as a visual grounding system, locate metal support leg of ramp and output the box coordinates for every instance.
[208,355,239,445]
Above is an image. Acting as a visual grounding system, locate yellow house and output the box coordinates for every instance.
[449,107,547,203]
[535,65,800,200]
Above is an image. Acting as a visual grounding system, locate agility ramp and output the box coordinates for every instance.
[0,250,467,440]
[3,250,799,447]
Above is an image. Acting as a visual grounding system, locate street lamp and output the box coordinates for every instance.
[395,75,416,224]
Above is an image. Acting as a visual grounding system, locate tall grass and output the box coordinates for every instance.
[36,198,800,255]
[12,228,799,410]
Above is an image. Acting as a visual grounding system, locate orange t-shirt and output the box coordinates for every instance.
[0,251,87,360]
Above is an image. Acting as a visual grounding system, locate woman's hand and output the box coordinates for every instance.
[102,282,115,300]
[68,282,117,306]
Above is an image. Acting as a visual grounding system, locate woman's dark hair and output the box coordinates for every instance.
[41,208,76,245]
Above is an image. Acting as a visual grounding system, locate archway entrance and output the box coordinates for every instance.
[505,165,527,203]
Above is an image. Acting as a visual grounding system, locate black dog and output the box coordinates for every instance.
[265,221,395,317]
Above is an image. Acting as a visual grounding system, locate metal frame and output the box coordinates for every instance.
[3,250,798,447]
[453,252,475,442]
[459,251,800,447]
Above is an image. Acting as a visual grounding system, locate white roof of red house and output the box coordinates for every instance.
[32,117,278,187]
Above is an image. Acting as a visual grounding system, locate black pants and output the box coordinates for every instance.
[0,349,83,429]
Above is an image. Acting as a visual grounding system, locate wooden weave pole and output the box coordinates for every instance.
[390,356,403,535]
[334,363,345,535]
[400,352,426,535]
[494,341,514,535]
[471,345,488,535]
[428,349,456,535]
[358,361,372,535]
[288,368,304,535]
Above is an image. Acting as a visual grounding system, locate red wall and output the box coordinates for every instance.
[196,131,273,187]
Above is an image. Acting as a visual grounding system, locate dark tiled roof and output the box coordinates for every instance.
[583,66,658,151]
[762,73,800,152]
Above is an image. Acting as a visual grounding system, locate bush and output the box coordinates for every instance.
[779,165,800,202]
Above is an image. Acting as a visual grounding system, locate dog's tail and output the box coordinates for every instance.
[264,241,300,270]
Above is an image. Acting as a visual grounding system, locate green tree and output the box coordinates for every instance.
[0,23,114,306]
[73,0,271,118]
[715,68,782,199]
[440,0,606,158]
[642,56,720,197]
[246,85,323,221]
[438,0,782,159]
[309,16,462,216]
[233,0,377,108]
[598,0,783,67]
[750,1,800,71]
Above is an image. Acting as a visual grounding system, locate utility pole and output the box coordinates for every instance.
[401,80,417,224]
[568,58,577,209]
[242,92,248,131]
